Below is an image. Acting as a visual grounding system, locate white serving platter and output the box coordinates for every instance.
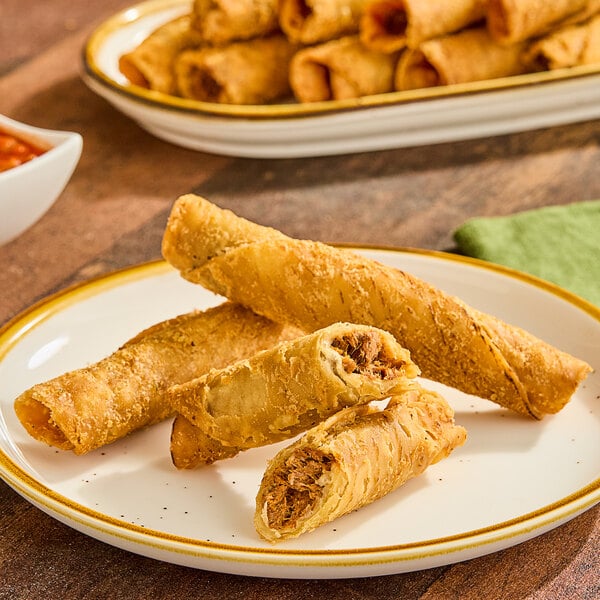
[81,0,600,158]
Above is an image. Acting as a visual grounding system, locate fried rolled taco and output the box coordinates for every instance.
[486,0,598,45]
[118,15,204,94]
[175,34,296,104]
[255,385,467,542]
[170,413,240,468]
[168,322,419,453]
[360,0,487,53]
[289,36,398,102]
[279,0,370,44]
[191,0,279,45]
[14,303,299,454]
[162,195,592,419]
[395,27,528,90]
[523,14,600,70]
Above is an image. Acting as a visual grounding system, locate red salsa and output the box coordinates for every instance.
[0,128,48,173]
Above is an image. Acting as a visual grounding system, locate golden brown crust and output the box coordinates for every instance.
[162,195,592,419]
[360,0,487,52]
[167,322,419,452]
[170,414,239,468]
[175,34,296,104]
[394,27,527,91]
[523,14,600,70]
[486,0,593,45]
[254,385,467,541]
[14,302,298,454]
[359,0,408,53]
[118,15,204,94]
[191,0,279,45]
[279,0,370,44]
[289,36,398,102]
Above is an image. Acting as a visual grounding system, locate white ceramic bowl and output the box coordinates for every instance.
[0,114,82,245]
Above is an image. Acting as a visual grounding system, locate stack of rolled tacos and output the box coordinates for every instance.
[13,193,592,542]
[162,195,592,421]
[118,0,600,105]
[255,386,468,542]
[159,194,590,541]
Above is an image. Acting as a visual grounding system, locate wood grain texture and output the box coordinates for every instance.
[0,1,598,597]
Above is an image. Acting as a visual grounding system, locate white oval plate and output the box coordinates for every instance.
[81,0,600,158]
[0,249,599,578]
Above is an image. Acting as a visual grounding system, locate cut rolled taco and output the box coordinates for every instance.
[168,322,419,453]
[255,385,467,542]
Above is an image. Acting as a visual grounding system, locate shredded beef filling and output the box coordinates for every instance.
[266,447,332,529]
[331,332,405,379]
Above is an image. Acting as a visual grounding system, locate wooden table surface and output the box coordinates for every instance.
[1,1,599,598]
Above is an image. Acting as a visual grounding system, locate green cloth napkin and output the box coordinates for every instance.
[453,200,600,306]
